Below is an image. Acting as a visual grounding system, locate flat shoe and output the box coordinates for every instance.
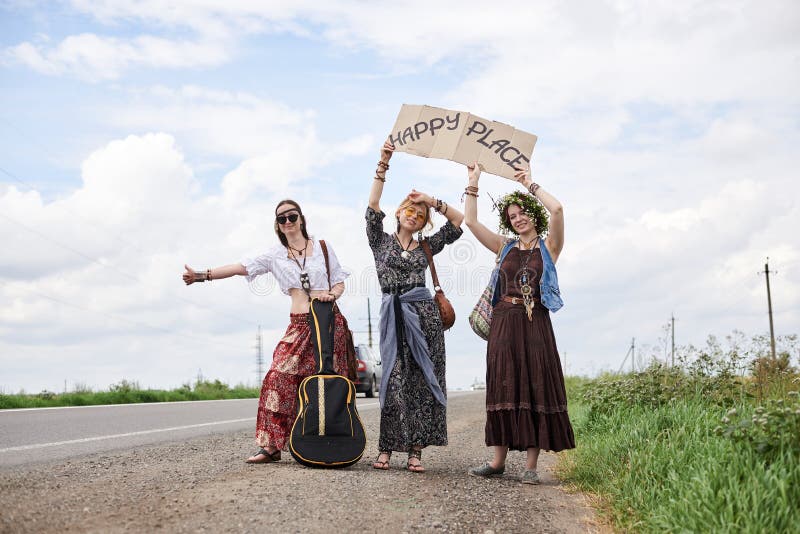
[521,469,541,485]
[245,448,281,464]
[468,462,505,477]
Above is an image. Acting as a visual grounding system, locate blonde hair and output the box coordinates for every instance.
[395,198,434,232]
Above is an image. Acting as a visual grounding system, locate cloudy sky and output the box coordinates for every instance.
[1,0,798,394]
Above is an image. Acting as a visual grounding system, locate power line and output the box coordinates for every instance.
[0,133,262,333]
[0,279,246,351]
[0,164,149,257]
[0,209,258,327]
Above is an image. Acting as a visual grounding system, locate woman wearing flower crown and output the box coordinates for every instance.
[463,162,574,485]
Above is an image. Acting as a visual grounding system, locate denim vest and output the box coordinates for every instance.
[491,239,564,313]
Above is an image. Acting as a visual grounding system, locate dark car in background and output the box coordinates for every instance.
[354,344,381,397]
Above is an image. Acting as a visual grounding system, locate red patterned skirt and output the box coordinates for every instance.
[255,310,353,450]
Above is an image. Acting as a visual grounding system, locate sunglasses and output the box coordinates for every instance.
[403,207,426,223]
[276,213,300,225]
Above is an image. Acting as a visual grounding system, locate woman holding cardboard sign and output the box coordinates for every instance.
[463,162,574,485]
[367,140,464,473]
[182,199,356,465]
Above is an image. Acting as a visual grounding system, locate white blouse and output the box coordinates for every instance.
[241,238,350,295]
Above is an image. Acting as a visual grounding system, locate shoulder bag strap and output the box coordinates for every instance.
[420,239,443,293]
[319,239,331,290]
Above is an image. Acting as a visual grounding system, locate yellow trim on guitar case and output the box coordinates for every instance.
[317,376,326,436]
[309,298,324,372]
[288,300,366,467]
[288,375,366,467]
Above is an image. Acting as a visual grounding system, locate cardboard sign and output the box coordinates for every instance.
[388,104,538,180]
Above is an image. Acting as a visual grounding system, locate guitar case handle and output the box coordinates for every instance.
[309,298,336,375]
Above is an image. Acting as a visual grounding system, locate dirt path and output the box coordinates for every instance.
[0,392,603,533]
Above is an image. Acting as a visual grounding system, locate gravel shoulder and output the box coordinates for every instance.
[0,392,605,533]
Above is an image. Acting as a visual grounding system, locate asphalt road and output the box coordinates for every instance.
[1,391,602,534]
[0,396,383,468]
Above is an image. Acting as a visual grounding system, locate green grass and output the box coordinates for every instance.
[560,377,800,533]
[0,379,260,409]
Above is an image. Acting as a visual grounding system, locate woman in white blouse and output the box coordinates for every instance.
[182,199,355,464]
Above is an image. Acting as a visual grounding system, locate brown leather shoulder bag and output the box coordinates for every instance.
[420,239,456,331]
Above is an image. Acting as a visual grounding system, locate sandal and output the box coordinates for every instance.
[372,451,392,470]
[245,447,281,464]
[406,449,425,473]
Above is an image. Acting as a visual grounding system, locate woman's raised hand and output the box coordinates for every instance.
[380,139,395,163]
[407,189,432,206]
[513,164,531,186]
[182,264,196,285]
[467,161,482,183]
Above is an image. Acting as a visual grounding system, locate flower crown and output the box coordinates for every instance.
[493,191,549,237]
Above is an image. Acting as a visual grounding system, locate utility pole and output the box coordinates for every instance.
[618,338,636,374]
[760,258,777,359]
[357,297,380,348]
[255,325,264,382]
[367,298,374,348]
[671,313,676,367]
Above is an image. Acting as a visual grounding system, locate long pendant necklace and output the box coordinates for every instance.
[396,233,414,260]
[288,240,310,295]
[518,237,539,321]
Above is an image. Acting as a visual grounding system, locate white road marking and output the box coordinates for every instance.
[0,418,252,453]
[0,398,255,413]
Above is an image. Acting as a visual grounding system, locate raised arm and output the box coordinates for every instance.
[514,166,564,263]
[407,189,465,228]
[182,263,248,285]
[463,162,505,254]
[369,140,394,212]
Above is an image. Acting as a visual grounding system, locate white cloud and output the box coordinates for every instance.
[9,1,799,115]
[115,86,316,160]
[2,1,799,391]
[4,33,229,81]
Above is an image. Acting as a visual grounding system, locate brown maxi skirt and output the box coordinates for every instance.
[485,248,575,452]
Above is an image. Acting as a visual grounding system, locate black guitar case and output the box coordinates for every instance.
[288,298,367,468]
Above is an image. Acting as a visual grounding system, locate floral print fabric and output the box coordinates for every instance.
[365,207,462,451]
[255,311,351,450]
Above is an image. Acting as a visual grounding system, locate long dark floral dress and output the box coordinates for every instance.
[366,207,462,451]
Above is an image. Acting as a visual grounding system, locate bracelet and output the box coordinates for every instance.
[461,189,479,202]
[442,201,448,215]
[374,174,386,182]
[434,198,443,213]
[377,161,390,170]
[466,185,479,192]
[528,182,540,195]
[193,270,211,283]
